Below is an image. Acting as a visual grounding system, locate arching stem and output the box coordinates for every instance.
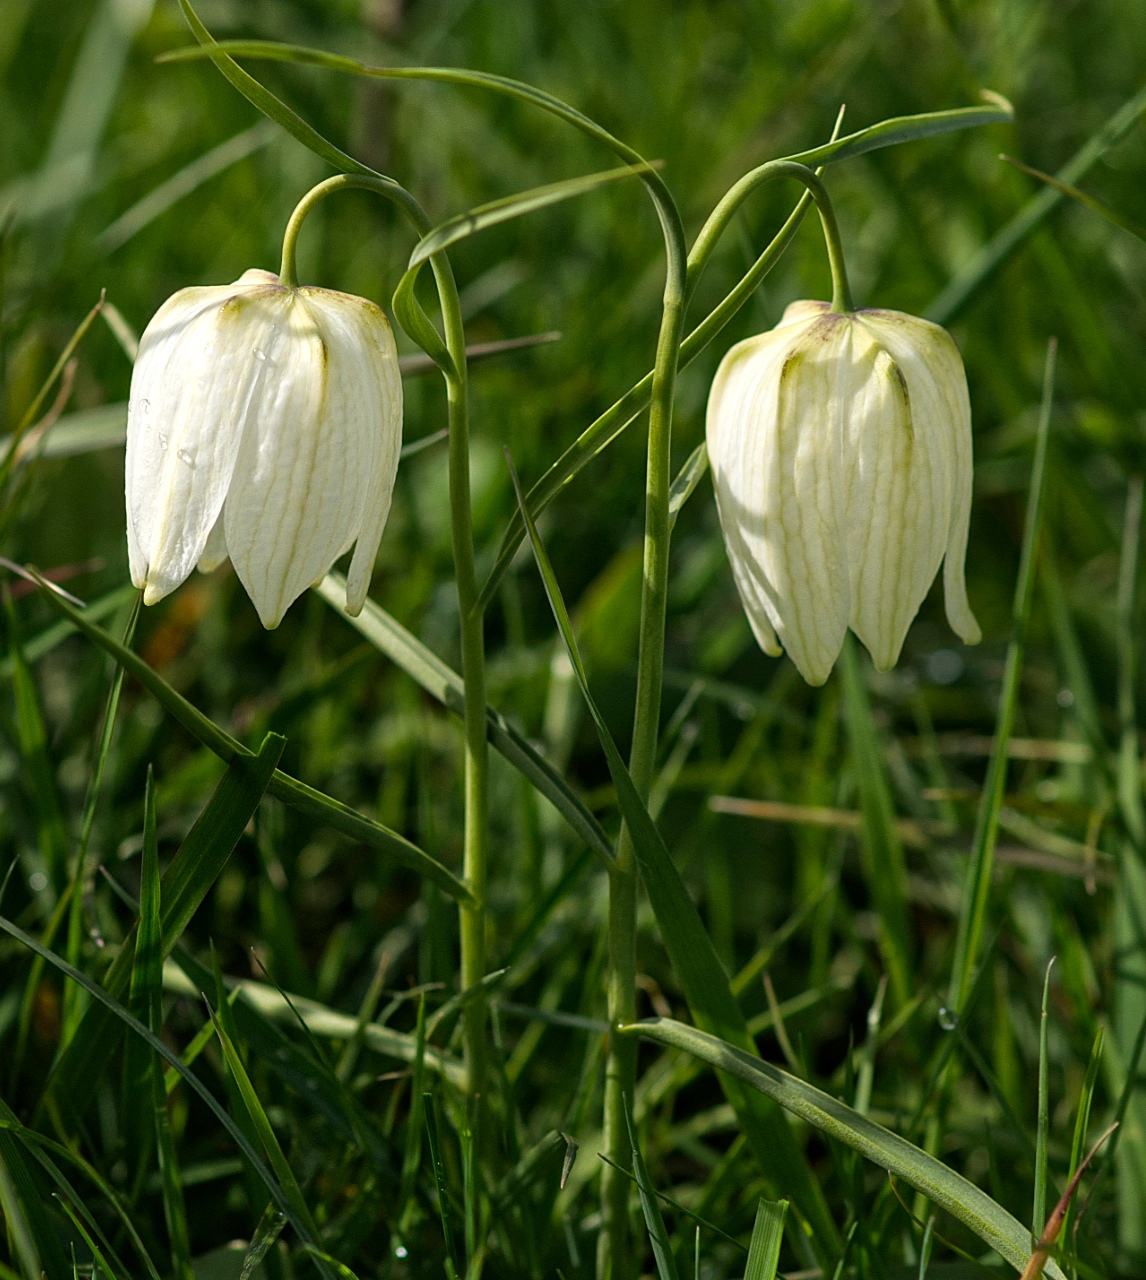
[280,175,489,1100]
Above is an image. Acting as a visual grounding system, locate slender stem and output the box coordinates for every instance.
[279,175,489,1100]
[598,224,688,1280]
[686,160,852,314]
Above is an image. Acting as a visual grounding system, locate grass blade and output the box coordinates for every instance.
[424,1092,462,1280]
[315,572,614,868]
[625,1096,680,1280]
[48,732,285,1119]
[948,338,1056,1012]
[506,450,840,1265]
[927,85,1146,323]
[838,636,913,1007]
[1034,959,1055,1239]
[631,1017,1067,1280]
[744,1198,787,1280]
[1060,1025,1102,1259]
[31,575,473,901]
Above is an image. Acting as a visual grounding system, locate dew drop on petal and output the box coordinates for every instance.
[177,448,194,467]
[158,433,168,451]
[139,398,150,413]
[253,348,266,361]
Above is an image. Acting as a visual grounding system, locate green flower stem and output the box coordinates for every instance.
[686,159,853,315]
[279,175,489,1098]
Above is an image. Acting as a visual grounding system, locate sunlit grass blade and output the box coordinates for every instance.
[631,1017,1067,1279]
[667,442,708,536]
[1034,959,1055,1239]
[97,121,277,253]
[424,1091,462,1280]
[0,910,314,1246]
[123,768,162,1186]
[242,1205,287,1280]
[744,1198,787,1280]
[625,1096,680,1280]
[208,1002,320,1238]
[409,162,657,267]
[1060,1026,1103,1260]
[316,572,613,868]
[506,449,840,1265]
[927,84,1146,323]
[0,1139,62,1280]
[838,636,913,1007]
[5,593,69,892]
[853,976,887,1118]
[31,574,473,901]
[48,731,285,1118]
[63,593,139,1042]
[53,1195,127,1280]
[0,1102,162,1280]
[948,338,1056,1013]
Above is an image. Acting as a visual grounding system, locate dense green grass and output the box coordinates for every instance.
[2,1,1146,1277]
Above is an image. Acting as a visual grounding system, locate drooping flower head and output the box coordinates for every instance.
[125,268,402,629]
[706,299,980,685]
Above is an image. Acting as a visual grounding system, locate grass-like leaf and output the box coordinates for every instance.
[316,572,614,867]
[625,1097,680,1280]
[948,338,1056,1012]
[743,1198,787,1280]
[506,449,840,1265]
[630,1016,1067,1279]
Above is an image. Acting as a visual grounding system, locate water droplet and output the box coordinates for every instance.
[394,1246,408,1260]
[158,432,168,451]
[177,448,194,467]
[28,871,48,893]
[937,1006,959,1031]
[139,397,151,413]
[253,348,266,361]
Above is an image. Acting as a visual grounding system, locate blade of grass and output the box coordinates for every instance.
[425,1092,462,1280]
[631,1017,1067,1280]
[1034,959,1056,1239]
[744,1198,788,1280]
[927,84,1146,323]
[47,731,285,1120]
[948,338,1056,1013]
[31,573,473,902]
[506,449,840,1266]
[625,1096,680,1280]
[1060,1026,1103,1267]
[63,594,139,1043]
[315,572,613,868]
[839,637,913,1007]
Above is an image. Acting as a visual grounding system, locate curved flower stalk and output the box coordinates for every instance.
[707,299,980,685]
[125,268,402,629]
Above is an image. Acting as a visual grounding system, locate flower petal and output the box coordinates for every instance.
[223,288,402,628]
[125,277,284,604]
[707,311,850,685]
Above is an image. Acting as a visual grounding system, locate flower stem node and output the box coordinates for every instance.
[706,300,980,686]
[125,268,403,629]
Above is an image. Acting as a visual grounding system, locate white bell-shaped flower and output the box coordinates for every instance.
[706,300,980,686]
[125,268,402,629]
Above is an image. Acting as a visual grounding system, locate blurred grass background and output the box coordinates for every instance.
[3,0,1146,1276]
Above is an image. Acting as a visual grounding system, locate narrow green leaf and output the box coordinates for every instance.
[0,911,313,1246]
[506,451,840,1264]
[409,162,656,267]
[1034,959,1055,1238]
[0,1142,46,1280]
[0,583,135,677]
[1000,154,1146,242]
[398,994,428,1234]
[241,1205,287,1280]
[743,1198,787,1280]
[48,732,285,1120]
[630,1017,1067,1280]
[927,83,1146,323]
[625,1098,680,1280]
[839,637,913,1008]
[6,593,70,892]
[209,1004,320,1237]
[315,572,613,868]
[424,1092,462,1280]
[1060,1026,1103,1250]
[948,338,1056,1012]
[64,593,139,1044]
[31,575,473,902]
[667,443,708,535]
[53,1195,127,1280]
